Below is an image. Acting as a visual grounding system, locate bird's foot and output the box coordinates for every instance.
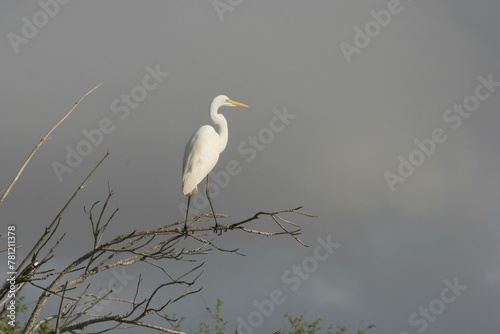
[213,223,223,236]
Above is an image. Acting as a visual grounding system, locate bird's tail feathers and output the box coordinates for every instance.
[182,173,198,196]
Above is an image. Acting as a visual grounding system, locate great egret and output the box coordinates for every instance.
[182,95,249,233]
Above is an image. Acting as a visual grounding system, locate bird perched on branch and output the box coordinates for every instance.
[182,95,249,233]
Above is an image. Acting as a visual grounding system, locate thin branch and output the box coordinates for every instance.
[16,129,109,279]
[19,152,110,334]
[10,173,312,334]
[0,152,110,317]
[0,83,102,206]
[271,215,307,247]
[55,281,68,334]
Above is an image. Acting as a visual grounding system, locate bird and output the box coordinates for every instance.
[182,95,249,233]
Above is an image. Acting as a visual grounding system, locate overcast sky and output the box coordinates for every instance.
[1,1,500,333]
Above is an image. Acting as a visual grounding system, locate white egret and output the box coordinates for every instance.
[182,95,249,233]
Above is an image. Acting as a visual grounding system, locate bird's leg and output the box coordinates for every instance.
[184,195,191,234]
[206,175,221,235]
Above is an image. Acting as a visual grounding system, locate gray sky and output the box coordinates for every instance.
[1,1,500,333]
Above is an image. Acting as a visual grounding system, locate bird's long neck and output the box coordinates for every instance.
[209,102,228,153]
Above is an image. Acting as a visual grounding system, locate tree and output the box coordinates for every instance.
[0,85,312,333]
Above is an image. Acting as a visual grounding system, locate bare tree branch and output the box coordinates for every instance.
[55,281,68,334]
[0,83,102,206]
[1,160,312,334]
[0,82,314,333]
[0,151,110,313]
[5,181,312,334]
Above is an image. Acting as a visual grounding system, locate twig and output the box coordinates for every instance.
[54,281,68,334]
[13,185,313,333]
[0,83,102,206]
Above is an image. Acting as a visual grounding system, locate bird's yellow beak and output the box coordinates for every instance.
[228,99,249,108]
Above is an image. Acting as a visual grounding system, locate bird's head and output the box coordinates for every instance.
[213,95,249,109]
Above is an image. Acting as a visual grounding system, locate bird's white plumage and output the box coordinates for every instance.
[182,95,248,197]
[182,125,220,196]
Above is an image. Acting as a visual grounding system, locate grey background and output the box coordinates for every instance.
[1,0,500,333]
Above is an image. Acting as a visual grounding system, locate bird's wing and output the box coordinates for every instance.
[182,125,220,196]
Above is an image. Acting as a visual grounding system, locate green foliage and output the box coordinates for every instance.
[325,322,376,334]
[9,296,375,334]
[282,313,375,334]
[165,300,375,334]
[0,296,25,334]
[0,296,52,334]
[284,313,321,334]
[197,299,227,334]
[164,313,186,332]
[164,299,228,334]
